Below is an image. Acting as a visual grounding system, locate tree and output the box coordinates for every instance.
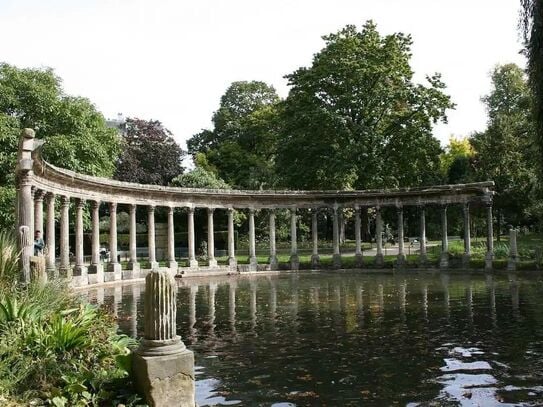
[275,21,453,190]
[0,63,121,230]
[114,118,185,186]
[471,64,538,236]
[439,136,475,183]
[187,81,281,189]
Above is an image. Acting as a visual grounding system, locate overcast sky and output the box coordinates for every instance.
[0,0,526,149]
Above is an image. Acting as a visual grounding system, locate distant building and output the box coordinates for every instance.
[106,113,127,135]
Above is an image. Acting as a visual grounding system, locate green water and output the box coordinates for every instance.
[104,272,543,406]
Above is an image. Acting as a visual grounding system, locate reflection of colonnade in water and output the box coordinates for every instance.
[82,274,526,340]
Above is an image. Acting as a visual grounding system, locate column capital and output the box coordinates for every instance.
[90,200,100,210]
[60,195,70,206]
[248,208,255,215]
[109,201,117,210]
[148,205,156,213]
[75,198,86,208]
[463,202,470,211]
[207,207,215,214]
[396,204,404,212]
[45,191,56,202]
[290,207,297,214]
[227,207,235,213]
[129,203,137,212]
[354,204,361,212]
[187,206,195,214]
[34,189,46,201]
[168,205,175,214]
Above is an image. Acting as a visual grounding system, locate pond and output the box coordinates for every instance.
[87,271,543,406]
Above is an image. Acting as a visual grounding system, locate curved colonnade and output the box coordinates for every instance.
[16,129,495,287]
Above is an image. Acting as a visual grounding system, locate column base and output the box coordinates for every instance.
[228,257,238,270]
[127,261,141,271]
[268,255,278,271]
[289,254,299,271]
[440,253,449,269]
[311,254,320,269]
[46,264,58,280]
[507,256,518,271]
[248,257,258,272]
[419,254,427,267]
[88,264,104,284]
[188,259,198,268]
[105,262,122,282]
[167,261,179,272]
[396,254,406,267]
[462,253,471,269]
[485,253,494,271]
[355,253,363,268]
[332,254,342,269]
[72,265,88,286]
[208,259,217,268]
[149,261,160,271]
[375,253,384,268]
[59,265,72,279]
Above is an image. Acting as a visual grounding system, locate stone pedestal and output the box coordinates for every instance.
[311,254,320,269]
[440,253,449,269]
[248,257,258,272]
[105,262,122,282]
[333,254,342,269]
[269,255,278,271]
[355,253,363,268]
[72,265,88,286]
[167,260,179,272]
[375,253,384,268]
[208,258,218,268]
[88,264,104,285]
[289,254,299,271]
[228,256,238,270]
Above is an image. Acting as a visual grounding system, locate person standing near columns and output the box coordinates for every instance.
[419,205,427,265]
[127,204,140,276]
[375,206,384,267]
[311,208,320,269]
[227,208,237,269]
[106,202,121,280]
[248,208,258,271]
[167,206,178,272]
[73,198,88,284]
[45,192,57,278]
[289,207,299,270]
[485,203,494,271]
[440,205,449,269]
[59,195,71,278]
[147,205,159,270]
[354,205,363,268]
[207,208,217,268]
[88,200,103,284]
[187,207,198,268]
[269,209,278,270]
[463,202,471,268]
[396,206,406,266]
[332,206,341,269]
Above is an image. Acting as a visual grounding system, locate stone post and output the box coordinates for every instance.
[396,206,405,266]
[375,207,384,267]
[73,198,88,285]
[106,202,122,280]
[485,204,494,271]
[207,208,217,268]
[248,208,258,271]
[354,205,363,268]
[332,206,341,268]
[45,193,57,278]
[419,205,427,265]
[508,228,518,271]
[133,269,195,407]
[289,208,299,270]
[268,209,278,270]
[311,209,320,268]
[167,206,178,271]
[227,208,237,269]
[148,205,159,270]
[462,202,471,268]
[440,205,449,269]
[34,190,44,237]
[88,200,104,284]
[126,204,140,277]
[187,207,198,268]
[59,195,71,278]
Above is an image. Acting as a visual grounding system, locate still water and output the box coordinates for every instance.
[87,272,543,406]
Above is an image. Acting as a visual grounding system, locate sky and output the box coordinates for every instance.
[0,0,526,150]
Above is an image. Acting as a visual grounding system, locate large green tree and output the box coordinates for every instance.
[275,21,453,190]
[0,63,121,229]
[188,81,281,189]
[471,63,538,235]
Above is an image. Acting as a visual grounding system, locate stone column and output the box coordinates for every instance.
[375,207,384,267]
[147,205,159,270]
[207,208,217,268]
[45,193,57,278]
[462,203,471,268]
[396,206,405,266]
[332,206,341,268]
[227,208,237,269]
[88,200,103,284]
[419,205,427,265]
[73,198,88,285]
[354,205,363,268]
[167,206,178,271]
[187,207,198,268]
[440,205,449,268]
[311,209,320,268]
[268,209,278,270]
[485,204,494,270]
[289,208,299,270]
[248,208,258,271]
[34,190,45,237]
[127,204,140,276]
[133,269,195,407]
[59,195,71,278]
[106,202,121,280]
[508,228,518,271]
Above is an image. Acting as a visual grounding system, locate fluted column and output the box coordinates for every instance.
[106,202,121,280]
[167,206,178,271]
[88,200,103,283]
[462,202,471,268]
[45,193,57,277]
[227,208,237,269]
[187,207,198,268]
[73,198,88,284]
[485,204,494,270]
[268,209,278,270]
[354,205,363,268]
[147,205,159,270]
[127,204,140,275]
[59,195,71,278]
[332,206,341,268]
[396,206,405,266]
[311,209,320,268]
[207,208,217,267]
[508,228,518,271]
[34,190,45,238]
[419,205,427,264]
[440,205,449,268]
[289,208,299,270]
[375,206,384,267]
[248,208,257,271]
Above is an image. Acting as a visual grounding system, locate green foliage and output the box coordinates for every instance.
[0,187,16,232]
[171,166,230,189]
[0,230,18,285]
[439,136,475,183]
[276,21,452,190]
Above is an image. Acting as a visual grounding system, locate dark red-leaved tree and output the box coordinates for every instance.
[114,118,185,185]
